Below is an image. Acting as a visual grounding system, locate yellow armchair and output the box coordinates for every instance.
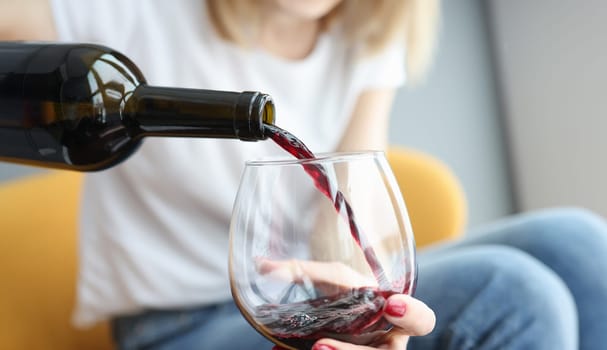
[387,146,467,247]
[0,171,112,350]
[0,146,466,349]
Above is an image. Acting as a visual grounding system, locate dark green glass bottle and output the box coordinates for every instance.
[0,42,275,171]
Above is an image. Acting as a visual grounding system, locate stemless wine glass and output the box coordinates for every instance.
[229,151,416,350]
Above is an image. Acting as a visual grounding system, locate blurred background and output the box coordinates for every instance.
[396,0,607,228]
[1,0,605,230]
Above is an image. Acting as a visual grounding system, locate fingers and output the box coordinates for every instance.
[309,336,406,350]
[256,258,377,288]
[307,295,434,350]
[383,294,436,336]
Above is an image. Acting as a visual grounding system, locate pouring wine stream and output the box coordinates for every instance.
[265,124,391,291]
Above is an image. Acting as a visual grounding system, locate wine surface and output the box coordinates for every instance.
[255,287,394,349]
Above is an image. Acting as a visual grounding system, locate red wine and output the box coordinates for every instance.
[256,287,395,349]
[265,124,389,290]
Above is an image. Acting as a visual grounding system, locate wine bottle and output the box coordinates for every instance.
[0,42,275,171]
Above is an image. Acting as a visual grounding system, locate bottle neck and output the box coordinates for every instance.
[129,85,275,141]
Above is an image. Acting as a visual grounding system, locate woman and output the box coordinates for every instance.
[2,0,437,348]
[3,1,607,349]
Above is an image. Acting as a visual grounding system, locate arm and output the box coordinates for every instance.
[0,0,56,40]
[336,88,398,152]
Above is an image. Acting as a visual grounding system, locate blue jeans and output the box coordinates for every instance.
[111,301,273,349]
[111,208,607,349]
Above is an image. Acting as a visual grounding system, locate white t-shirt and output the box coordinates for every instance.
[50,0,405,327]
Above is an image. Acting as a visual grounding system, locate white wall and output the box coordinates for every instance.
[488,0,607,216]
[390,0,514,227]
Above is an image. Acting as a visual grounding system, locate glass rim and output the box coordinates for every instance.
[245,150,385,166]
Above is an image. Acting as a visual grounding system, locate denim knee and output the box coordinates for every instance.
[426,245,578,350]
[528,207,607,243]
[510,208,607,268]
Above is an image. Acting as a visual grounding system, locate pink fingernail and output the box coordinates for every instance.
[311,344,337,350]
[385,298,407,317]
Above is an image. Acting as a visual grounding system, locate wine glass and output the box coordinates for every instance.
[229,151,416,349]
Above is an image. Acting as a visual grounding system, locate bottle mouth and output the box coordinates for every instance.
[258,94,275,126]
[236,92,275,141]
[256,93,275,140]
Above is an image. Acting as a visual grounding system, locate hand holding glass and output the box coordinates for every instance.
[229,152,416,349]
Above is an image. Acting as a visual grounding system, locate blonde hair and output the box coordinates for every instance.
[207,0,440,83]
